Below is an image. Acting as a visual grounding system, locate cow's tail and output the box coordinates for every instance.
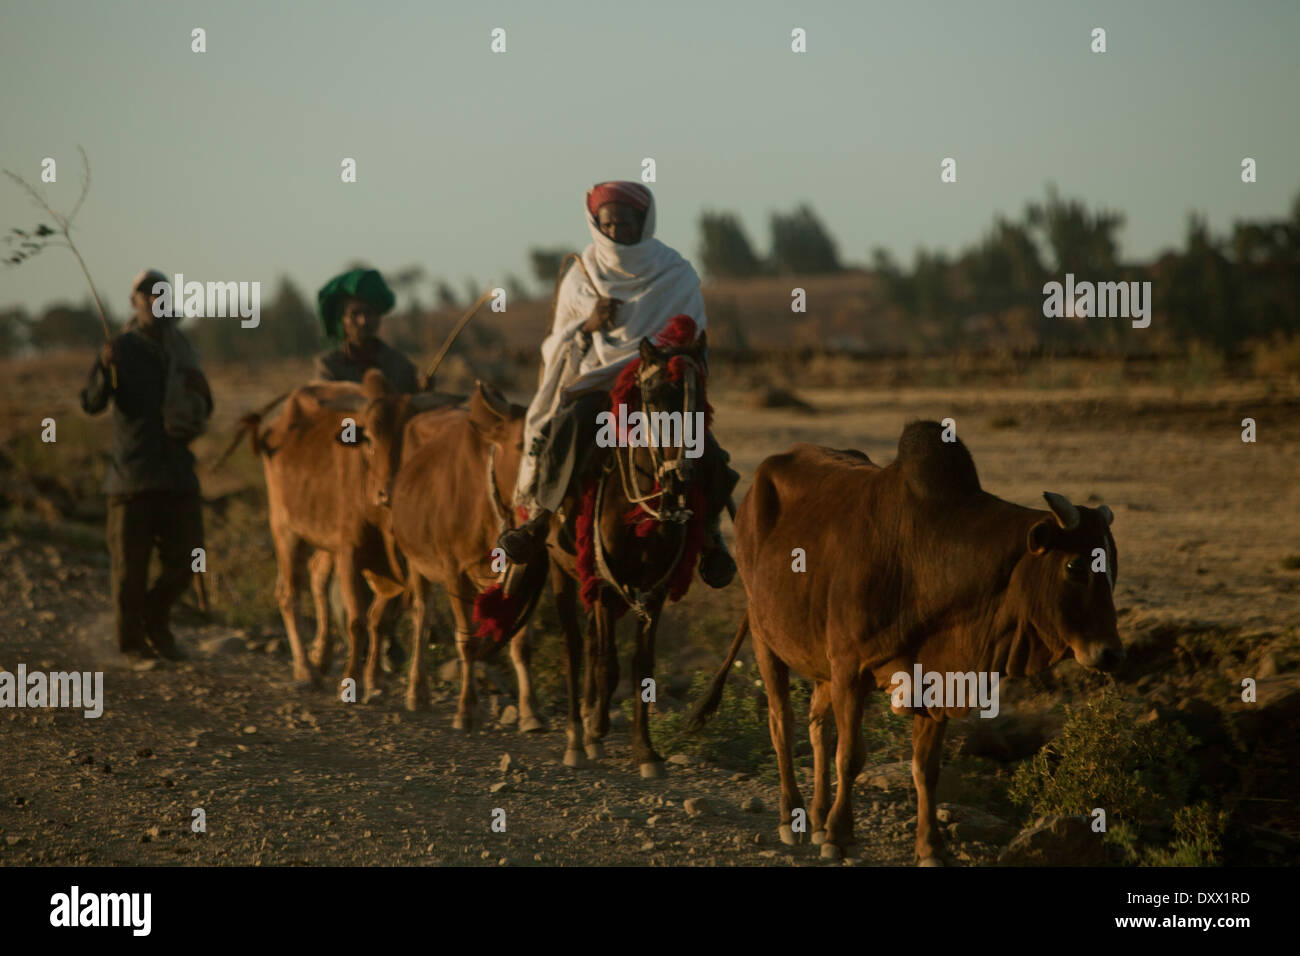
[211,411,264,472]
[687,609,750,731]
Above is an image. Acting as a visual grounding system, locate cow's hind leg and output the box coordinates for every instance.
[823,665,867,859]
[808,680,834,844]
[753,635,804,845]
[307,550,334,673]
[509,622,546,733]
[272,529,318,688]
[630,599,667,778]
[912,714,950,866]
[554,568,587,767]
[361,569,403,703]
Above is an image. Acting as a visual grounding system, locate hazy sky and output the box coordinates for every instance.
[2,0,1297,315]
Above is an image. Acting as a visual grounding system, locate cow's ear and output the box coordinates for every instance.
[1026,519,1054,555]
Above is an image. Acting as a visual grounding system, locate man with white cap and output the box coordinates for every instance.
[498,182,738,587]
[80,269,212,661]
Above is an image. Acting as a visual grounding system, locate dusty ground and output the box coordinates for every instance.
[1,365,1298,866]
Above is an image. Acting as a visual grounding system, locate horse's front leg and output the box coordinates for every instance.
[630,595,667,779]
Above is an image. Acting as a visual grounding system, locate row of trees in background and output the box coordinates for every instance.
[4,190,1297,359]
[698,205,842,276]
[867,187,1300,352]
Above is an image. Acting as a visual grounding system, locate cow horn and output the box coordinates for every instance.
[1042,491,1081,530]
[476,380,511,419]
[1097,504,1114,527]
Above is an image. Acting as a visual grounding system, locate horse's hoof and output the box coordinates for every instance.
[811,829,828,846]
[639,761,665,779]
[584,742,606,760]
[820,843,843,861]
[363,688,383,704]
[779,825,801,846]
[918,856,945,867]
[452,714,472,732]
[563,749,587,768]
[405,695,428,713]
[518,715,546,733]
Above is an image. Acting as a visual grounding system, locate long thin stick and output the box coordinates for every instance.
[4,147,116,385]
[423,288,494,385]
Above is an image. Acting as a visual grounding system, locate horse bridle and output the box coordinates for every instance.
[593,351,702,621]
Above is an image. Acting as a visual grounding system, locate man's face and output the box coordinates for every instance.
[130,288,162,328]
[341,298,381,348]
[596,203,644,245]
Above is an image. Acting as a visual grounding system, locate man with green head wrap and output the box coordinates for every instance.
[314,267,419,393]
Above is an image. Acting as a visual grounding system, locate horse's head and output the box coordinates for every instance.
[634,328,708,496]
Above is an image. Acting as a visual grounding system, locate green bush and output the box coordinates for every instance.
[1009,688,1197,822]
[1105,803,1230,867]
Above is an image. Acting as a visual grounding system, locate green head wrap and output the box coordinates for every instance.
[317,268,396,342]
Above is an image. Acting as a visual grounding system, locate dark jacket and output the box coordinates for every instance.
[313,339,419,394]
[80,327,210,496]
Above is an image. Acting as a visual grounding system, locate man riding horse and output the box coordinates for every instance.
[497,181,737,587]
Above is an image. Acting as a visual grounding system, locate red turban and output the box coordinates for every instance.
[586,181,652,217]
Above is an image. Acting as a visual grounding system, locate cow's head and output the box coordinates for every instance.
[1016,491,1124,672]
[469,381,527,487]
[328,369,407,509]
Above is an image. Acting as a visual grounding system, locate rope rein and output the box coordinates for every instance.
[589,352,702,621]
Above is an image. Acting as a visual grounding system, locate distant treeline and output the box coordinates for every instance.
[3,188,1297,359]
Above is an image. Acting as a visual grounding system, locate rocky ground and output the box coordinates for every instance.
[0,532,950,867]
[3,366,1299,867]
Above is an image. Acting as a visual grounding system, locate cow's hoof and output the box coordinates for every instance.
[405,694,429,713]
[563,748,588,768]
[918,856,945,867]
[584,741,606,760]
[820,843,843,861]
[518,715,546,733]
[639,761,665,779]
[452,714,473,732]
[779,825,803,846]
[811,829,828,846]
[363,688,384,705]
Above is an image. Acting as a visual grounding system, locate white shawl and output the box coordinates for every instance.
[515,191,707,506]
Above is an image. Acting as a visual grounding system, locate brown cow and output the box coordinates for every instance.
[384,383,546,731]
[691,421,1124,864]
[241,369,455,699]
